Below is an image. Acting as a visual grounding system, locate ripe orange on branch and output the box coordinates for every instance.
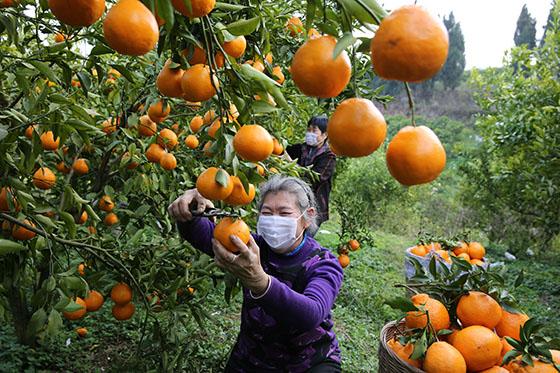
[327,98,387,157]
[224,176,256,206]
[98,195,114,212]
[0,187,20,212]
[157,128,178,149]
[171,0,215,18]
[111,283,132,305]
[196,167,233,201]
[371,5,449,82]
[338,254,350,268]
[291,35,351,98]
[84,290,104,312]
[213,217,251,253]
[181,64,219,102]
[189,115,204,133]
[233,125,274,162]
[159,152,177,170]
[63,297,87,320]
[48,0,105,27]
[185,135,199,149]
[138,115,157,137]
[72,158,89,175]
[286,16,304,36]
[146,143,166,163]
[386,125,446,186]
[40,131,60,150]
[32,167,56,189]
[104,212,119,226]
[103,0,159,56]
[11,219,36,240]
[223,35,247,58]
[112,302,135,320]
[156,59,185,98]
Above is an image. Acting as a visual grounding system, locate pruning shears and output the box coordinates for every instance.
[190,206,239,219]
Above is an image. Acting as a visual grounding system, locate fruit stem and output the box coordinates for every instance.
[404,82,416,126]
[395,283,419,294]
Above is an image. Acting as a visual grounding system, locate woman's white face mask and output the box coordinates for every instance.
[257,213,305,252]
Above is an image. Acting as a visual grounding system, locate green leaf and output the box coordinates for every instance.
[410,332,427,360]
[63,299,85,313]
[84,204,100,222]
[45,276,56,292]
[109,64,135,83]
[27,308,47,337]
[46,310,63,336]
[34,214,56,229]
[0,125,7,141]
[0,239,27,255]
[215,2,247,11]
[226,17,260,36]
[514,270,524,288]
[59,211,77,239]
[215,169,230,188]
[333,33,355,59]
[27,60,58,83]
[156,0,175,29]
[502,349,522,365]
[77,71,91,95]
[90,44,114,56]
[384,296,417,312]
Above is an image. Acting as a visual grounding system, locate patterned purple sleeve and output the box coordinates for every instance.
[176,218,216,257]
[255,255,343,330]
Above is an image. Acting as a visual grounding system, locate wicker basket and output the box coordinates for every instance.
[378,321,424,373]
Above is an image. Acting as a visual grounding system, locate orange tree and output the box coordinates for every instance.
[0,0,447,366]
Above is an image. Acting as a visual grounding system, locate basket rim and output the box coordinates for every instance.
[379,320,425,373]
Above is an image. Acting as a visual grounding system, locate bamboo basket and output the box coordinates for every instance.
[378,321,424,373]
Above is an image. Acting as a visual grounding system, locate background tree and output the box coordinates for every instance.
[540,0,557,47]
[514,4,537,48]
[437,12,466,90]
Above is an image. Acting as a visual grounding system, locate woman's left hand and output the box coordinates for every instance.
[212,236,270,296]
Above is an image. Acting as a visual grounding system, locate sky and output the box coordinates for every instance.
[379,0,552,69]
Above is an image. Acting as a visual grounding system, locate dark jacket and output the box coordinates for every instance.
[286,142,336,226]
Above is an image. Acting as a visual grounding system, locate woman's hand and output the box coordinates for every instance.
[212,236,270,296]
[167,189,214,222]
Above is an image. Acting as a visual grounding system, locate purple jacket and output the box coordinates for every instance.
[178,218,344,372]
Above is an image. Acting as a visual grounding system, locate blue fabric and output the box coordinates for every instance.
[286,234,307,257]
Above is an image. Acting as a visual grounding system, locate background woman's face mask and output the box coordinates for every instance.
[305,132,318,146]
[257,214,304,252]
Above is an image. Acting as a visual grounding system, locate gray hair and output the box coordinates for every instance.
[257,175,318,234]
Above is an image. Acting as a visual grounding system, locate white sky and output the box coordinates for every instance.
[379,0,551,69]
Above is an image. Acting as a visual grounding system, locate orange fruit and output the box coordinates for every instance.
[468,241,486,260]
[48,0,105,27]
[54,32,66,43]
[189,115,204,133]
[223,35,246,58]
[501,337,514,358]
[410,245,426,257]
[271,66,285,84]
[435,249,451,263]
[112,302,135,320]
[32,167,56,189]
[338,254,350,268]
[76,327,88,337]
[213,217,251,253]
[148,100,171,123]
[0,187,19,212]
[40,131,60,150]
[272,138,284,155]
[181,64,219,102]
[25,124,36,139]
[98,195,114,212]
[286,16,304,36]
[101,117,118,134]
[63,297,87,320]
[457,253,471,261]
[171,0,215,18]
[208,118,222,138]
[203,109,217,125]
[159,152,177,170]
[196,167,233,201]
[183,45,207,65]
[72,158,89,175]
[138,115,157,137]
[77,263,86,276]
[457,291,502,329]
[349,239,360,251]
[495,309,529,340]
[185,134,199,149]
[156,59,185,98]
[423,341,466,373]
[233,125,274,162]
[550,350,559,364]
[103,0,159,56]
[291,35,351,98]
[146,143,166,163]
[157,128,178,149]
[479,367,509,373]
[0,0,17,8]
[370,5,449,82]
[386,125,446,186]
[111,282,132,305]
[394,342,421,368]
[252,60,265,72]
[224,176,256,206]
[202,141,214,157]
[453,241,469,256]
[75,210,88,224]
[87,225,97,234]
[11,219,36,240]
[405,293,450,331]
[471,258,485,266]
[327,98,387,157]
[214,51,225,68]
[84,290,104,311]
[452,325,502,372]
[505,359,557,373]
[307,28,321,39]
[103,212,119,226]
[264,52,273,64]
[255,164,265,176]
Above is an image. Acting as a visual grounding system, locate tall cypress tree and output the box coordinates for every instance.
[540,0,557,47]
[514,4,537,48]
[438,12,466,90]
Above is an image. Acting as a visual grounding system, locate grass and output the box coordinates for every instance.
[1,221,559,372]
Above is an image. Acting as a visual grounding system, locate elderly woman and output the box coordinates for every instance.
[168,176,343,372]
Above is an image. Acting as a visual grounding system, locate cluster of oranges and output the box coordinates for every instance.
[110,282,136,321]
[409,241,487,267]
[337,239,360,269]
[388,290,560,372]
